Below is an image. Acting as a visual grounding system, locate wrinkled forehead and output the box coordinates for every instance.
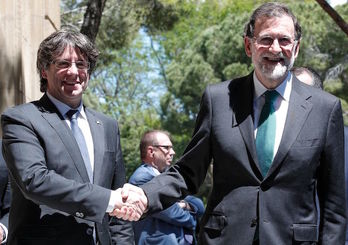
[254,15,295,38]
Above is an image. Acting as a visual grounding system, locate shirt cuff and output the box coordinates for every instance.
[0,223,8,244]
[106,190,117,213]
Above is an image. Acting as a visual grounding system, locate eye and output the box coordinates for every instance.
[76,61,89,69]
[55,60,70,69]
[278,37,292,46]
[258,37,274,46]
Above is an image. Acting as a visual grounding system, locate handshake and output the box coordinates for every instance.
[109,183,148,221]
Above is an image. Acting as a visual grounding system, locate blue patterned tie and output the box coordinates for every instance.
[66,110,93,182]
[256,90,279,177]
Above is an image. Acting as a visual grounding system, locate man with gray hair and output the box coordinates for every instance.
[115,2,347,244]
[1,29,134,244]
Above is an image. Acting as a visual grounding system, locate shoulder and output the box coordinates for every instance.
[1,101,41,124]
[129,164,155,186]
[85,107,119,128]
[205,73,252,96]
[293,78,340,106]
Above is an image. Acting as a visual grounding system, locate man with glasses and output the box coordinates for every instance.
[1,29,135,244]
[115,2,346,244]
[129,130,204,244]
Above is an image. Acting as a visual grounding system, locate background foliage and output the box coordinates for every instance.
[61,0,348,202]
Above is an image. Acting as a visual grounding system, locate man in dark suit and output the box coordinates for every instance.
[1,30,134,244]
[345,126,348,245]
[116,2,347,244]
[0,140,10,244]
[129,130,204,245]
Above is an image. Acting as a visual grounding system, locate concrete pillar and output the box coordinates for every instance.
[0,0,60,123]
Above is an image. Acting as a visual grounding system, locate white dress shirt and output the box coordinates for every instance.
[253,71,292,159]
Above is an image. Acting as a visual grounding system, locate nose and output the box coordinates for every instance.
[66,62,79,74]
[268,39,282,53]
[170,148,175,156]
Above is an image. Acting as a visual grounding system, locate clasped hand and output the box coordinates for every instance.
[109,183,148,221]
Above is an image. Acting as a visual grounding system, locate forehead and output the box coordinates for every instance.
[55,45,86,60]
[155,133,172,145]
[254,15,295,37]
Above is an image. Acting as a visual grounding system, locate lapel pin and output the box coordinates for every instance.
[96,120,101,124]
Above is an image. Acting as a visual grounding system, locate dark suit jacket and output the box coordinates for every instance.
[345,126,348,244]
[129,164,204,244]
[1,94,133,245]
[141,73,347,245]
[0,140,10,242]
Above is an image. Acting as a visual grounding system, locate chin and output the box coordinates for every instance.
[263,63,288,81]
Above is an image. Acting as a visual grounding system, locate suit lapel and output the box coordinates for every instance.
[230,73,263,178]
[38,94,91,183]
[85,108,105,185]
[266,78,313,178]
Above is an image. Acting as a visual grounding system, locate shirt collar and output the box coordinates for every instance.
[143,162,161,176]
[253,71,292,102]
[46,92,86,119]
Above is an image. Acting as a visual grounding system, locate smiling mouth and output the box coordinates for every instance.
[63,80,82,85]
[264,56,284,63]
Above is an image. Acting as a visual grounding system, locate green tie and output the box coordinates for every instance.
[256,90,279,177]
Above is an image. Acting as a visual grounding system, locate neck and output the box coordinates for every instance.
[257,72,288,90]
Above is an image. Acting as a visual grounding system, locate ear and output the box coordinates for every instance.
[41,69,48,79]
[244,37,252,57]
[147,146,154,157]
[293,40,300,58]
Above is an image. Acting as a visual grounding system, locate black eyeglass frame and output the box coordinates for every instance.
[152,145,173,151]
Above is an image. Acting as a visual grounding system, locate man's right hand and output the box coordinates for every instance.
[109,183,148,221]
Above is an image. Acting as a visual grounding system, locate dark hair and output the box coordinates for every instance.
[37,29,99,92]
[292,67,323,89]
[139,130,171,160]
[244,2,302,40]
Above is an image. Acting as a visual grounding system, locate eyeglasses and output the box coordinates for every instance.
[153,145,173,151]
[252,36,297,49]
[53,60,90,70]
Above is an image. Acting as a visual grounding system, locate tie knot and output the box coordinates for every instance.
[66,109,79,120]
[264,90,278,104]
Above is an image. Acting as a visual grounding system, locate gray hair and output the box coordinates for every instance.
[37,29,99,92]
[244,2,302,40]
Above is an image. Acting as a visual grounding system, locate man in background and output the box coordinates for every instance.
[291,66,323,89]
[0,140,10,244]
[129,130,204,244]
[1,29,134,244]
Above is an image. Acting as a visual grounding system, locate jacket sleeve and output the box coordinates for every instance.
[317,99,347,244]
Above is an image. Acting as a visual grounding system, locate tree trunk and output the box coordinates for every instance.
[315,0,348,37]
[80,0,107,43]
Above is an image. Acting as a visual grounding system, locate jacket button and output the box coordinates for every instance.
[251,218,258,227]
[86,227,93,236]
